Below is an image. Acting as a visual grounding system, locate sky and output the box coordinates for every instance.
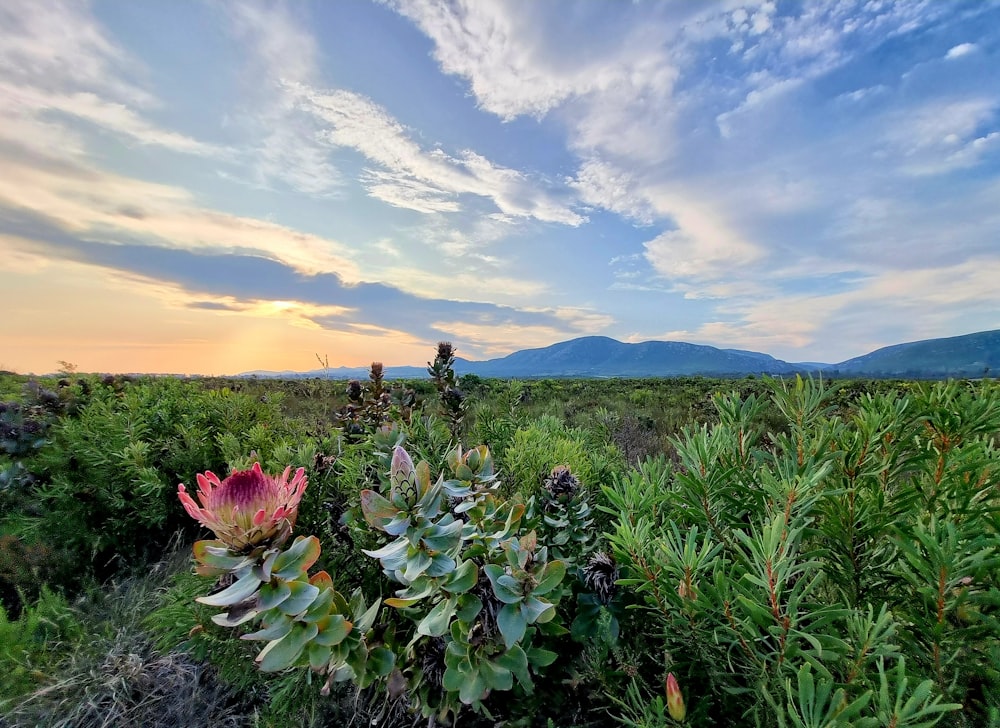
[1,1,999,375]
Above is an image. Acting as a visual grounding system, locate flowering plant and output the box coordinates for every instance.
[177,462,307,550]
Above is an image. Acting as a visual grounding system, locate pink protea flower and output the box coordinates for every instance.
[178,462,307,550]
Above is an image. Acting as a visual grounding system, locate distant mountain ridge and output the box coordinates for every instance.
[238,329,1000,380]
[827,329,1000,378]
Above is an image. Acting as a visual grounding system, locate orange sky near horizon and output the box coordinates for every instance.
[2,256,435,376]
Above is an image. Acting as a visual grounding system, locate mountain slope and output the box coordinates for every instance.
[454,336,800,378]
[826,329,1000,378]
[237,329,1000,380]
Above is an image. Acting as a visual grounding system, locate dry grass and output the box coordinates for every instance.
[1,548,251,728]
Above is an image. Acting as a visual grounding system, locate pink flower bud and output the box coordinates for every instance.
[665,672,686,722]
[390,446,417,500]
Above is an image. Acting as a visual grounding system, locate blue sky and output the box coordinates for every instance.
[1,0,998,374]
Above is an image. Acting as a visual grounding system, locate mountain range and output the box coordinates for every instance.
[240,329,1000,380]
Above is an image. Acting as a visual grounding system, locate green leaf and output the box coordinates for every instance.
[314,614,352,646]
[456,593,483,623]
[444,560,478,595]
[494,644,531,688]
[458,670,487,705]
[418,597,457,637]
[210,601,260,627]
[369,646,396,676]
[258,580,291,611]
[302,587,335,622]
[480,659,513,691]
[354,594,381,632]
[252,549,280,582]
[422,519,464,552]
[485,564,522,604]
[196,571,262,607]
[192,540,255,574]
[425,552,457,578]
[531,560,566,596]
[362,537,408,561]
[241,616,292,642]
[360,489,399,525]
[526,646,558,668]
[257,621,318,672]
[279,580,321,616]
[308,642,332,672]
[442,666,465,692]
[497,602,527,649]
[521,596,554,624]
[272,536,322,580]
[403,549,433,581]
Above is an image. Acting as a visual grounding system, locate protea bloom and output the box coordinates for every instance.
[177,462,307,550]
[665,672,686,722]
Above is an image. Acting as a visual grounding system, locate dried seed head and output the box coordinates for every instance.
[544,465,580,500]
[583,552,619,605]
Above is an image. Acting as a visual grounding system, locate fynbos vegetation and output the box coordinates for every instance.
[0,350,997,727]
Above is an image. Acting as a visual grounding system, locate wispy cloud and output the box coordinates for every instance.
[0,0,223,160]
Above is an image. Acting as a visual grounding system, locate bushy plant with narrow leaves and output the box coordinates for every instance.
[604,377,997,726]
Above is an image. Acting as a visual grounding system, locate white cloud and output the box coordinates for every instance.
[0,82,226,157]
[880,97,1000,175]
[0,0,224,161]
[0,154,361,281]
[433,304,614,359]
[223,4,584,223]
[945,43,977,59]
[288,83,584,224]
[387,0,683,164]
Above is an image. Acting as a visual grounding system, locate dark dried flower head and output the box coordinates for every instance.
[436,341,454,361]
[442,386,465,408]
[583,552,619,605]
[471,571,502,644]
[544,465,580,500]
[346,379,363,402]
[420,637,447,690]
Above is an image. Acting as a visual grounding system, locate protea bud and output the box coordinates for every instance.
[665,673,686,722]
[346,379,363,402]
[583,552,618,605]
[177,462,307,550]
[390,446,418,501]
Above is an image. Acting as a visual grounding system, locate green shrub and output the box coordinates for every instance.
[604,378,998,726]
[0,587,83,708]
[7,379,302,579]
[502,415,623,498]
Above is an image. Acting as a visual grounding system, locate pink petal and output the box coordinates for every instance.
[252,508,267,526]
[177,486,204,521]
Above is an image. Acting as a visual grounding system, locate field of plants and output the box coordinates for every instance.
[1,346,998,727]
